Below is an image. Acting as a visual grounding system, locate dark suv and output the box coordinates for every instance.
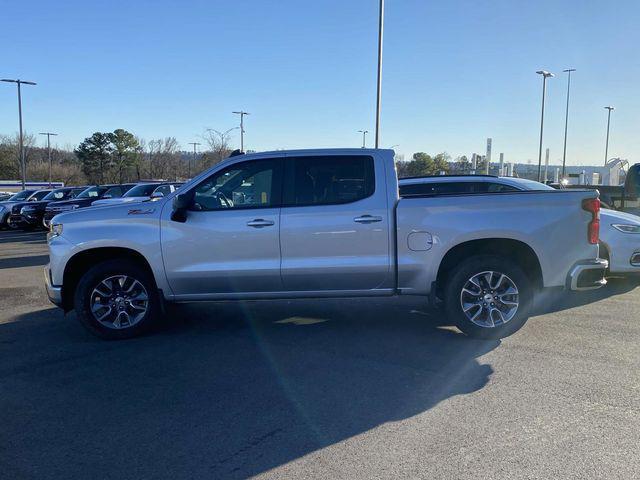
[8,186,88,230]
[43,184,136,228]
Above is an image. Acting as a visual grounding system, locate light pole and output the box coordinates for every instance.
[358,130,368,148]
[561,69,575,179]
[39,132,58,187]
[188,142,201,178]
[232,111,250,152]
[374,0,384,149]
[604,106,614,166]
[2,78,37,190]
[535,70,554,182]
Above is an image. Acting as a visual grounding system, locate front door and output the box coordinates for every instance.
[161,158,284,296]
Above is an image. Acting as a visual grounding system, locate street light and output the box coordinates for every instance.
[232,111,250,152]
[535,70,554,182]
[604,106,615,166]
[374,0,384,149]
[2,78,37,190]
[358,130,369,148]
[561,69,576,178]
[187,142,201,178]
[39,132,58,187]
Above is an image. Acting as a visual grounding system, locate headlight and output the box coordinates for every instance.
[612,224,640,234]
[48,222,63,240]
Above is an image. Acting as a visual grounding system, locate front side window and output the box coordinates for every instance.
[103,186,125,198]
[32,190,52,201]
[153,185,172,196]
[124,184,158,197]
[191,159,280,211]
[286,155,375,206]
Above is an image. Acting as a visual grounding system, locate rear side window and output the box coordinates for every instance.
[400,182,477,196]
[285,155,375,206]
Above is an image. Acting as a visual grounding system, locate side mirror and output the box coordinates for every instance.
[150,191,164,199]
[171,191,193,222]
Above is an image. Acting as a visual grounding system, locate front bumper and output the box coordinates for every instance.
[567,259,608,291]
[8,214,31,229]
[44,265,63,307]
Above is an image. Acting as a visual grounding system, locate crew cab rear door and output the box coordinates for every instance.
[279,154,391,292]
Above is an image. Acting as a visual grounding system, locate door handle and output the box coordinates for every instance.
[354,215,383,224]
[247,219,275,228]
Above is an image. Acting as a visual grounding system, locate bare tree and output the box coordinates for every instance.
[201,128,235,170]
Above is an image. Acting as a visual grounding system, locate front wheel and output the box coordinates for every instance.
[443,255,533,339]
[74,260,160,339]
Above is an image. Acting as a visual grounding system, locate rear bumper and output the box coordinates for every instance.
[567,259,608,291]
[44,265,63,307]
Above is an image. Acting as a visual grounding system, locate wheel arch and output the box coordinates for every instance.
[62,247,156,311]
[435,238,543,295]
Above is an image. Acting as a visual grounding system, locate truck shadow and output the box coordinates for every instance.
[533,277,639,316]
[1,299,497,479]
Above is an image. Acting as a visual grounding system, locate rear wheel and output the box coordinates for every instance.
[443,255,533,339]
[74,260,160,339]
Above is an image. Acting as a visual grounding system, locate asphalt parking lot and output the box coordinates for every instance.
[1,229,639,480]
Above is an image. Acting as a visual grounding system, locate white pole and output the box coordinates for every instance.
[485,138,492,174]
[544,148,550,183]
[554,167,560,183]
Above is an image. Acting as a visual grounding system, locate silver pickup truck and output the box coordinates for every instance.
[45,149,607,340]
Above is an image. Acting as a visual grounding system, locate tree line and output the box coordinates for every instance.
[0,128,235,185]
[0,129,472,185]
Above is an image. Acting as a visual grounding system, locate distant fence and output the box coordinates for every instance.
[0,181,65,192]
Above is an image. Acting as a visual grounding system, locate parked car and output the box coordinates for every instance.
[91,182,182,207]
[45,149,606,340]
[0,191,14,201]
[43,184,135,228]
[0,189,52,229]
[7,186,88,230]
[399,175,639,275]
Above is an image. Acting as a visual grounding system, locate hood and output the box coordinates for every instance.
[601,208,640,225]
[54,198,165,225]
[46,197,95,209]
[92,196,148,206]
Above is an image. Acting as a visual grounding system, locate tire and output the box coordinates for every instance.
[443,254,533,340]
[74,259,160,340]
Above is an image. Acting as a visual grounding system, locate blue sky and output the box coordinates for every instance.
[1,0,638,166]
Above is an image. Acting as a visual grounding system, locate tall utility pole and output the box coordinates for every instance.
[2,78,37,190]
[374,0,384,149]
[485,138,492,174]
[604,106,615,166]
[232,111,250,152]
[188,142,201,178]
[358,130,369,148]
[535,70,554,182]
[39,132,58,187]
[561,69,575,179]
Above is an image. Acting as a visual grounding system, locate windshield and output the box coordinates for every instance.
[7,190,35,201]
[76,186,105,199]
[124,184,159,197]
[43,189,71,201]
[506,178,555,191]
